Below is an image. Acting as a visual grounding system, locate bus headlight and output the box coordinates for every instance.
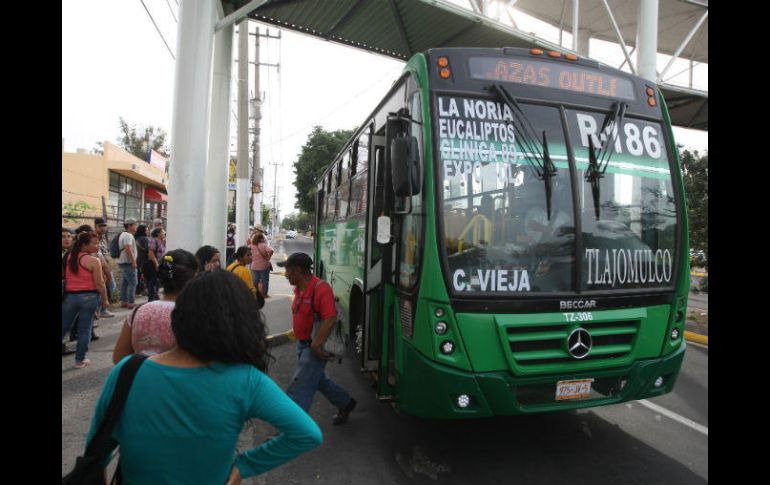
[671,328,680,340]
[457,394,471,408]
[654,377,665,387]
[435,308,445,318]
[435,321,448,335]
[440,341,455,354]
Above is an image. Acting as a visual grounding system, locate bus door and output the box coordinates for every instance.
[364,130,398,399]
[363,135,386,373]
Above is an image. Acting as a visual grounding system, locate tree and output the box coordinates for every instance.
[261,205,271,229]
[680,148,708,264]
[296,211,314,231]
[293,126,355,214]
[93,117,171,160]
[281,212,298,230]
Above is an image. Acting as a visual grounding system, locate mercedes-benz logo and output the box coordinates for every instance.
[567,328,592,359]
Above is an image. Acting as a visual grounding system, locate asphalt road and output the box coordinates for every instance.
[62,235,707,483]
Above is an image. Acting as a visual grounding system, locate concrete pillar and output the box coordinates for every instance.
[577,29,591,57]
[636,0,659,82]
[166,0,217,253]
[202,17,234,256]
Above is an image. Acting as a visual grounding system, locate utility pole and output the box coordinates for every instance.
[236,21,250,246]
[270,161,280,237]
[251,26,262,228]
[248,27,280,231]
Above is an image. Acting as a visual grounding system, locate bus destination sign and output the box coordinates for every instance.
[468,57,636,102]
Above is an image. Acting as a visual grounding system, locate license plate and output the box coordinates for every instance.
[555,379,594,401]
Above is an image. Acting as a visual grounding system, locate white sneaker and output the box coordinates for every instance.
[99,309,115,318]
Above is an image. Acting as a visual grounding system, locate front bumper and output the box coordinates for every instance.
[396,340,686,418]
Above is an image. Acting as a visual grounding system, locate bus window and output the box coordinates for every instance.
[438,98,575,293]
[566,109,676,291]
[357,131,370,174]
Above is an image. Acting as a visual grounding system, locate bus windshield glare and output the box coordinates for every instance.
[437,94,677,295]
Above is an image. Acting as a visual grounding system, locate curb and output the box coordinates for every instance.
[684,331,708,346]
[266,330,295,348]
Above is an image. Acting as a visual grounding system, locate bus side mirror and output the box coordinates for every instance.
[391,135,420,197]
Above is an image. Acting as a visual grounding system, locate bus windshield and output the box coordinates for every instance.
[437,94,678,295]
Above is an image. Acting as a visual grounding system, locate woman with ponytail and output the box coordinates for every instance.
[62,231,109,368]
[112,249,199,363]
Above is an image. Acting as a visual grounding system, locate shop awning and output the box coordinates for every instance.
[145,186,168,202]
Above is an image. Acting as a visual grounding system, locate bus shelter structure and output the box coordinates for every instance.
[166,0,707,253]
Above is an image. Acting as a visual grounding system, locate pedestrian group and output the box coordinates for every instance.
[62,220,353,484]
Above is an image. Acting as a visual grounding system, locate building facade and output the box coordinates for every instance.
[62,142,168,230]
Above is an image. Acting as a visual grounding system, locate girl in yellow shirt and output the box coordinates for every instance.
[226,246,265,309]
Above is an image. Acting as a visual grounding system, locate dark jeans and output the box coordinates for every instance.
[143,262,160,301]
[61,292,101,362]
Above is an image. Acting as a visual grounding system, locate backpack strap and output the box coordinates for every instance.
[83,354,148,457]
[309,279,327,320]
[127,303,146,327]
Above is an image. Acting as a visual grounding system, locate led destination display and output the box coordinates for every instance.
[469,57,636,101]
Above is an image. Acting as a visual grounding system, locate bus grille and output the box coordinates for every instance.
[505,320,639,367]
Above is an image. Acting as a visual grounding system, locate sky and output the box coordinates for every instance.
[62,0,707,220]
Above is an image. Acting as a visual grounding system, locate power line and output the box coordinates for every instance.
[139,0,175,60]
[164,0,178,23]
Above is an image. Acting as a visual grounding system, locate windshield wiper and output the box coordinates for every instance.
[542,130,558,220]
[488,84,559,218]
[584,101,628,219]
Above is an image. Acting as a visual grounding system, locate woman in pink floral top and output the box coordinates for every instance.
[112,249,198,363]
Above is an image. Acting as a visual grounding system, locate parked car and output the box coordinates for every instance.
[286,230,298,239]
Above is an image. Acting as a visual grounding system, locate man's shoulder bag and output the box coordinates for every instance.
[62,354,148,485]
[310,279,346,359]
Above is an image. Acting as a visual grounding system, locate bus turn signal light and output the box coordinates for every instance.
[440,68,451,79]
[648,97,657,107]
[437,56,449,67]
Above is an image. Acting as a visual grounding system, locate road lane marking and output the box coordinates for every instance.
[638,399,708,436]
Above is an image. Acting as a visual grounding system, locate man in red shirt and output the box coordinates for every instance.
[278,253,356,424]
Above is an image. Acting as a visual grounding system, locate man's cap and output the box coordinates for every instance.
[124,218,137,225]
[276,252,313,269]
[94,217,108,226]
[153,218,163,225]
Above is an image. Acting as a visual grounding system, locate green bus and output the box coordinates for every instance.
[314,47,688,418]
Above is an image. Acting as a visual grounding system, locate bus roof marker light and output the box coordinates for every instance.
[548,51,561,58]
[530,48,544,56]
[565,53,578,61]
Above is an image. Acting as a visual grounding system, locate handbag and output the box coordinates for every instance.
[309,280,346,358]
[62,354,148,485]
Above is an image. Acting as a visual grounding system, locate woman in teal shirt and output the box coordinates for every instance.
[86,270,322,484]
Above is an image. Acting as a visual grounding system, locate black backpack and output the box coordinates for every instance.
[109,233,122,259]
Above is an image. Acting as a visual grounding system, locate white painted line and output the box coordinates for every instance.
[638,399,708,436]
